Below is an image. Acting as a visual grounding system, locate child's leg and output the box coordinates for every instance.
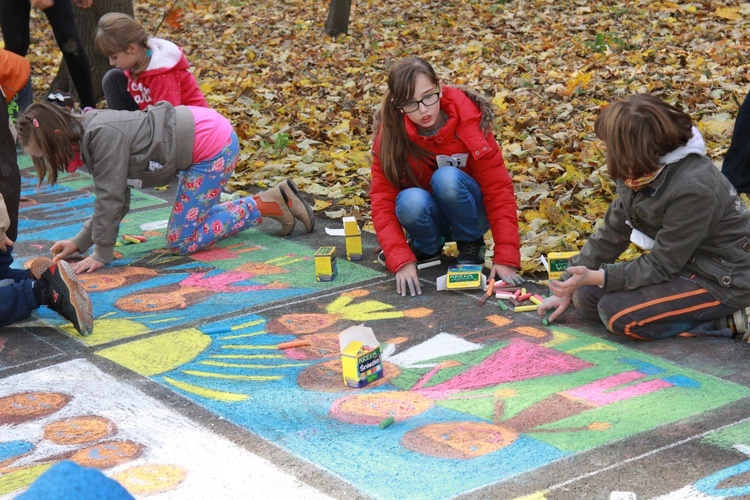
[101,69,139,111]
[166,133,260,254]
[0,280,38,328]
[430,166,490,243]
[395,187,449,256]
[587,276,736,340]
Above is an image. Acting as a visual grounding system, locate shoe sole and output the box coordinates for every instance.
[283,180,315,233]
[56,261,95,336]
[27,257,53,280]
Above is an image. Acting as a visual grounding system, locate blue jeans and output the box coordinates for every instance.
[573,274,736,340]
[0,246,38,328]
[722,88,750,194]
[395,167,489,255]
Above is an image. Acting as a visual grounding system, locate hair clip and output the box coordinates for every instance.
[32,118,40,128]
[146,49,152,58]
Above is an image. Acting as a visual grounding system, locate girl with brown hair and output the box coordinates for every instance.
[370,56,521,297]
[18,101,314,274]
[539,94,750,342]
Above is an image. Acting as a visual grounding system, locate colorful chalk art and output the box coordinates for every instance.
[4,159,750,498]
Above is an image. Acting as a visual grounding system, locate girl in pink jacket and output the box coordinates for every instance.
[95,12,208,111]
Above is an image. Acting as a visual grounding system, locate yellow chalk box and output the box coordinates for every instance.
[343,216,363,261]
[547,251,580,280]
[446,265,484,289]
[339,324,384,388]
[315,246,338,282]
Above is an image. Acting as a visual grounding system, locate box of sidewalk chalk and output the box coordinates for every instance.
[339,324,383,388]
[343,216,363,261]
[315,246,338,282]
[546,251,579,280]
[436,264,487,291]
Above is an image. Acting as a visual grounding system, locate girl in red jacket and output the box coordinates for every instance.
[370,56,521,297]
[94,12,208,111]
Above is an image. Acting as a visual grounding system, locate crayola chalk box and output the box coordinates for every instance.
[436,265,487,291]
[315,246,338,281]
[547,251,579,280]
[343,216,363,261]
[339,324,383,388]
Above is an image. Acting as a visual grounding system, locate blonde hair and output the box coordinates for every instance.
[95,12,149,57]
[376,56,438,188]
[18,102,83,186]
[594,94,693,180]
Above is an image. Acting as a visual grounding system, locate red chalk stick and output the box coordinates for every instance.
[517,293,532,301]
[277,340,311,350]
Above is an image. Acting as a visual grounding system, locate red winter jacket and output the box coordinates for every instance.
[125,38,208,110]
[370,86,520,274]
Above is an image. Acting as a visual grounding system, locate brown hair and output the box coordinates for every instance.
[594,94,693,180]
[95,13,150,74]
[18,102,83,186]
[376,56,438,188]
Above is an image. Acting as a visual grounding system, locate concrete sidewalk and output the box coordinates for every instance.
[1,160,749,500]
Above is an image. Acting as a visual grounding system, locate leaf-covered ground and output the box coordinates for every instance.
[19,0,750,273]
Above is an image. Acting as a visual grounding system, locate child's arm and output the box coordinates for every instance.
[0,194,11,250]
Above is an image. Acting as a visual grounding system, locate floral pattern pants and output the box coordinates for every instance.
[166,132,262,255]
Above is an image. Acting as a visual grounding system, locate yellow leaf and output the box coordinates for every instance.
[313,199,332,211]
[715,7,741,20]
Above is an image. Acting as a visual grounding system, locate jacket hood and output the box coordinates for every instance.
[660,126,706,165]
[142,38,189,75]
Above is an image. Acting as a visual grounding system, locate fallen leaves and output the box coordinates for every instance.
[20,0,750,275]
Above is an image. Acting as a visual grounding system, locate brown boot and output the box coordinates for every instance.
[279,179,315,233]
[255,185,295,235]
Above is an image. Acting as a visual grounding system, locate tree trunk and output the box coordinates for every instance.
[324,0,351,37]
[50,0,134,105]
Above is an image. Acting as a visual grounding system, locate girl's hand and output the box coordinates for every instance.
[71,256,105,274]
[548,265,603,299]
[489,264,524,286]
[0,236,14,252]
[395,263,421,297]
[50,240,79,263]
[30,0,55,10]
[537,294,571,323]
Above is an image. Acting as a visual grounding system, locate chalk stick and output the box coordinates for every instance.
[514,304,539,312]
[542,309,554,326]
[533,294,545,302]
[379,416,395,429]
[122,235,144,244]
[517,292,532,301]
[277,340,311,350]
[417,259,441,270]
[508,296,521,307]
[521,287,527,295]
[495,292,516,299]
[203,326,232,334]
[496,299,508,311]
[529,296,543,305]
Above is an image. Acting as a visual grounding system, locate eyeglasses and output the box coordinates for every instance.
[400,92,440,113]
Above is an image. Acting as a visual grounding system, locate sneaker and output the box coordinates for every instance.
[456,239,486,265]
[377,242,442,270]
[42,261,94,336]
[47,90,74,109]
[726,308,750,342]
[27,256,53,280]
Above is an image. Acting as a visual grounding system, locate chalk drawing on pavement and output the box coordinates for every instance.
[96,288,750,499]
